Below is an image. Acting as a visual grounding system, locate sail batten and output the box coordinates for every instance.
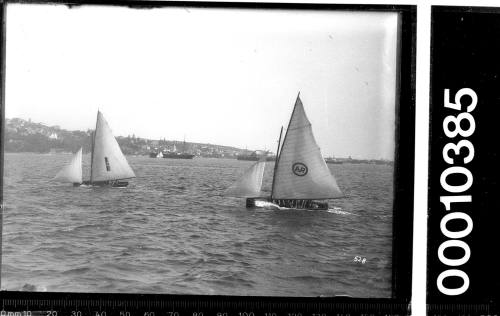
[225,160,266,198]
[90,111,136,182]
[54,148,83,183]
[271,95,342,200]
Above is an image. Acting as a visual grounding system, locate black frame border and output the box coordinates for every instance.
[427,5,500,313]
[0,1,416,314]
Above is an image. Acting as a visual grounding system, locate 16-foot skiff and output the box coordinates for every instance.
[54,111,136,187]
[226,93,343,210]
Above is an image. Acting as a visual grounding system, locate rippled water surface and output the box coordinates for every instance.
[2,153,393,297]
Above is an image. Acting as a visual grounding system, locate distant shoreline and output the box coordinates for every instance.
[4,151,394,165]
[5,117,394,163]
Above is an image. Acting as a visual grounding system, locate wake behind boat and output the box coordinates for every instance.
[54,111,136,187]
[226,93,343,210]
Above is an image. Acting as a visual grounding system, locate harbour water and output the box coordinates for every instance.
[2,153,393,297]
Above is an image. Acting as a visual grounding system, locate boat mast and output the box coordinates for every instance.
[90,131,95,184]
[90,111,99,184]
[270,126,284,199]
[270,92,301,200]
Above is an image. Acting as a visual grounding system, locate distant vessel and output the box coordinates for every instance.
[237,151,276,162]
[149,150,194,159]
[162,152,195,159]
[163,139,194,159]
[325,157,343,164]
[227,93,343,210]
[149,151,163,158]
[54,111,136,187]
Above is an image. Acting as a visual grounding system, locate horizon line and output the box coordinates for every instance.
[5,116,394,161]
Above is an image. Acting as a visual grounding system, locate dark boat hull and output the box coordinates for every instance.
[246,197,328,210]
[237,156,275,161]
[75,180,129,187]
[163,153,195,159]
[325,158,343,164]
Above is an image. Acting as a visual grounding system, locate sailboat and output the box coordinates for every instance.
[54,111,136,187]
[228,93,343,210]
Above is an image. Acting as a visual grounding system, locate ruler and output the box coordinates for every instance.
[0,292,410,316]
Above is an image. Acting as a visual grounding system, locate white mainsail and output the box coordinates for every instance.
[271,95,342,199]
[226,159,266,197]
[54,148,83,183]
[90,111,136,182]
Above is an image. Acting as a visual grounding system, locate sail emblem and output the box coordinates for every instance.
[105,157,111,171]
[292,162,308,176]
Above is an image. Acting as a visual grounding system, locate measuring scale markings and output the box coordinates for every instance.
[0,295,411,316]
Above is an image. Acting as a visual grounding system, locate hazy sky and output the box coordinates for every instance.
[6,4,398,160]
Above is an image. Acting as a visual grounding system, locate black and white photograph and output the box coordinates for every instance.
[1,2,414,301]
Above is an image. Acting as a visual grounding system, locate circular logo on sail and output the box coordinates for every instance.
[292,162,308,176]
